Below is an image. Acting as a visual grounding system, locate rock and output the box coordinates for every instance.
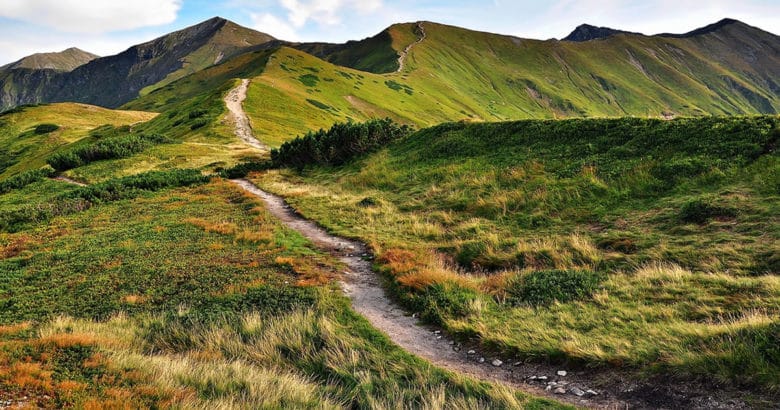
[478,357,485,363]
[545,385,552,391]
[570,387,586,397]
[528,376,537,381]
[449,340,455,345]
[537,376,548,381]
[585,389,599,396]
[434,330,441,334]
[453,346,461,352]
[492,359,503,367]
[514,361,522,367]
[467,350,476,355]
[411,313,418,318]
[557,370,567,377]
[554,387,567,394]
[436,335,442,339]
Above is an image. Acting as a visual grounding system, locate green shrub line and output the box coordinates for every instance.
[271,118,414,169]
[0,167,55,194]
[0,169,209,231]
[46,134,172,171]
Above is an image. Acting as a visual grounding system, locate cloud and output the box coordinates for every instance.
[280,0,382,27]
[251,13,299,41]
[0,0,182,33]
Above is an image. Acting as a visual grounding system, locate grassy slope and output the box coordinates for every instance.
[233,21,779,147]
[0,179,559,409]
[0,104,156,178]
[251,116,780,391]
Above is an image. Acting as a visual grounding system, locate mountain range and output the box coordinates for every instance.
[1,17,778,120]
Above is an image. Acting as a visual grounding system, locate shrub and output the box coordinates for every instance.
[0,167,55,194]
[46,134,170,171]
[271,119,414,169]
[34,123,59,134]
[506,269,602,306]
[190,118,208,130]
[410,283,477,325]
[188,109,208,119]
[218,160,272,179]
[61,169,209,203]
[679,198,738,224]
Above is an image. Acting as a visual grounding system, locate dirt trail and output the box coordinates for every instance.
[396,22,426,73]
[232,179,770,410]
[52,176,87,186]
[232,179,615,408]
[224,79,268,151]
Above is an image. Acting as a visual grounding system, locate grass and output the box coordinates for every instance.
[250,115,780,392]
[0,103,156,179]
[0,178,561,408]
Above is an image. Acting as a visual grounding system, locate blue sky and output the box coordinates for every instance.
[1,0,778,66]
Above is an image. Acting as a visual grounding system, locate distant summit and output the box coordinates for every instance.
[564,18,754,42]
[563,24,636,41]
[659,18,742,38]
[0,47,97,72]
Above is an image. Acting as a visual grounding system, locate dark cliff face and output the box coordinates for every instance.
[0,17,275,111]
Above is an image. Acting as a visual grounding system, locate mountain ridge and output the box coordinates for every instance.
[0,47,98,72]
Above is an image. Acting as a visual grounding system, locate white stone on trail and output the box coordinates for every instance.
[492,359,503,367]
[557,370,568,377]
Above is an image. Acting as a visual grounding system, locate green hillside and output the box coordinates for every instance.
[134,19,778,149]
[0,103,156,179]
[252,116,780,390]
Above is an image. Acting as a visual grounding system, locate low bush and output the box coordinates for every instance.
[506,269,602,306]
[409,283,477,325]
[271,119,413,169]
[0,169,209,231]
[217,160,272,179]
[34,123,60,134]
[679,198,738,224]
[0,167,55,193]
[46,134,170,171]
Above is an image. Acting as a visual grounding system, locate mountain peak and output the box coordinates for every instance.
[563,24,635,42]
[1,47,98,72]
[659,18,744,38]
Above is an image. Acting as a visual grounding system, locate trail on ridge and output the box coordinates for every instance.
[224,79,268,151]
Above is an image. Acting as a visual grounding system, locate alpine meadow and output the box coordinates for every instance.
[0,3,778,409]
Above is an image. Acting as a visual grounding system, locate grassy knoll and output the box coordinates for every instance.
[0,103,156,179]
[251,116,780,391]
[0,176,559,408]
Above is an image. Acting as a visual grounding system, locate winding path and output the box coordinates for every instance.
[224,79,268,151]
[396,22,427,73]
[225,80,760,409]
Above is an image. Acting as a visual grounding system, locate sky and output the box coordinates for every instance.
[1,0,778,66]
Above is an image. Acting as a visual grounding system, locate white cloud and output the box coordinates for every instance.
[280,0,382,27]
[0,0,182,33]
[251,13,299,41]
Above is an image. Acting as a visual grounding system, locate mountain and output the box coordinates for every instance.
[563,24,637,41]
[0,47,97,71]
[3,17,779,124]
[0,17,275,111]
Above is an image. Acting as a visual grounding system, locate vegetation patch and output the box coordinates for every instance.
[506,269,602,306]
[271,119,413,169]
[33,123,60,134]
[679,197,738,224]
[298,74,320,87]
[46,134,171,171]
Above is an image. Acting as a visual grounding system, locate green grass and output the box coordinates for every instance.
[0,103,156,179]
[251,115,780,391]
[0,178,561,408]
